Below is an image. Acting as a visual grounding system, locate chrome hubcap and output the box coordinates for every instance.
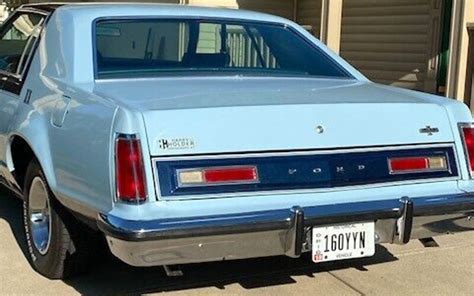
[28,177,52,255]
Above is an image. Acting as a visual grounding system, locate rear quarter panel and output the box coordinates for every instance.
[5,17,119,215]
[45,85,117,214]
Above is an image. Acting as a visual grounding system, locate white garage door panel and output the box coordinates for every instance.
[341,0,441,93]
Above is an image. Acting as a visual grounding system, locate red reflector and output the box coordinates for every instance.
[462,126,474,176]
[203,166,258,184]
[116,137,147,203]
[389,157,429,172]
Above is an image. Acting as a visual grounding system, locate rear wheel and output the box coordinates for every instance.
[23,159,94,279]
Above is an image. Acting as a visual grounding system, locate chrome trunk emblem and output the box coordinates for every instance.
[419,126,439,136]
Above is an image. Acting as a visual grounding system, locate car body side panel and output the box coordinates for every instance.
[0,89,21,187]
[44,86,117,214]
[2,85,56,194]
[1,17,119,215]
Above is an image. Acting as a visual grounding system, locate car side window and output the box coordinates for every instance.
[0,12,44,75]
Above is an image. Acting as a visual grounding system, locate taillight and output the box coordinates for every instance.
[177,166,259,187]
[115,135,147,203]
[388,156,447,174]
[460,124,474,177]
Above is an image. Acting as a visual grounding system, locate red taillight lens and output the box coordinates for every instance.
[204,167,258,183]
[115,137,147,203]
[461,125,474,176]
[389,157,429,172]
[388,156,447,174]
[177,166,259,186]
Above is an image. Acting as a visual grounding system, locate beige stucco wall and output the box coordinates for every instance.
[188,0,238,8]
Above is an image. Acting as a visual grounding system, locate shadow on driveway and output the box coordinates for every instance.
[0,187,29,259]
[0,187,398,295]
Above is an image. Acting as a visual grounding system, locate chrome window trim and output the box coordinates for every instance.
[152,143,460,201]
[0,8,49,93]
[16,11,48,81]
[16,18,45,77]
[458,122,474,178]
[16,7,50,16]
[0,70,21,80]
[91,16,354,80]
[94,76,358,83]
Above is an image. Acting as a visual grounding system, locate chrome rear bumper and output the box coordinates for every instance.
[98,194,474,267]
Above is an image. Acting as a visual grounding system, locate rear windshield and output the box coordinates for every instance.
[95,18,352,79]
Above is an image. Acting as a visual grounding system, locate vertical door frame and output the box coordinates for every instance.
[464,24,474,107]
[424,0,443,94]
[320,0,343,54]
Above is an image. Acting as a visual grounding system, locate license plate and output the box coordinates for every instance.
[312,222,375,263]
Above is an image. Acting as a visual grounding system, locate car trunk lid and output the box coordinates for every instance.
[94,77,455,156]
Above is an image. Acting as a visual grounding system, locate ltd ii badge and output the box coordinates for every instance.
[158,138,195,150]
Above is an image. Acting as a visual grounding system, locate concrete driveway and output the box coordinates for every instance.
[1,187,473,295]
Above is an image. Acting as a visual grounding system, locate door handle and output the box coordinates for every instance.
[51,95,71,128]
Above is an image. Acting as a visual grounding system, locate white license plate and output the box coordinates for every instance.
[312,222,375,263]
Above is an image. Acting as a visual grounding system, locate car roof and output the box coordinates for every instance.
[19,3,64,13]
[20,2,289,24]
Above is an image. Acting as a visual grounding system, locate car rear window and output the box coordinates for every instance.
[94,18,352,79]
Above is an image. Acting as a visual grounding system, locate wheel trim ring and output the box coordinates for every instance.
[28,176,52,255]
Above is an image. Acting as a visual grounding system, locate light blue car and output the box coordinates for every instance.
[0,3,473,279]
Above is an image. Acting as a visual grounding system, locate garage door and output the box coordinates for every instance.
[189,0,293,19]
[297,0,322,37]
[196,0,322,38]
[93,0,180,3]
[466,27,474,107]
[237,0,294,20]
[340,0,442,93]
